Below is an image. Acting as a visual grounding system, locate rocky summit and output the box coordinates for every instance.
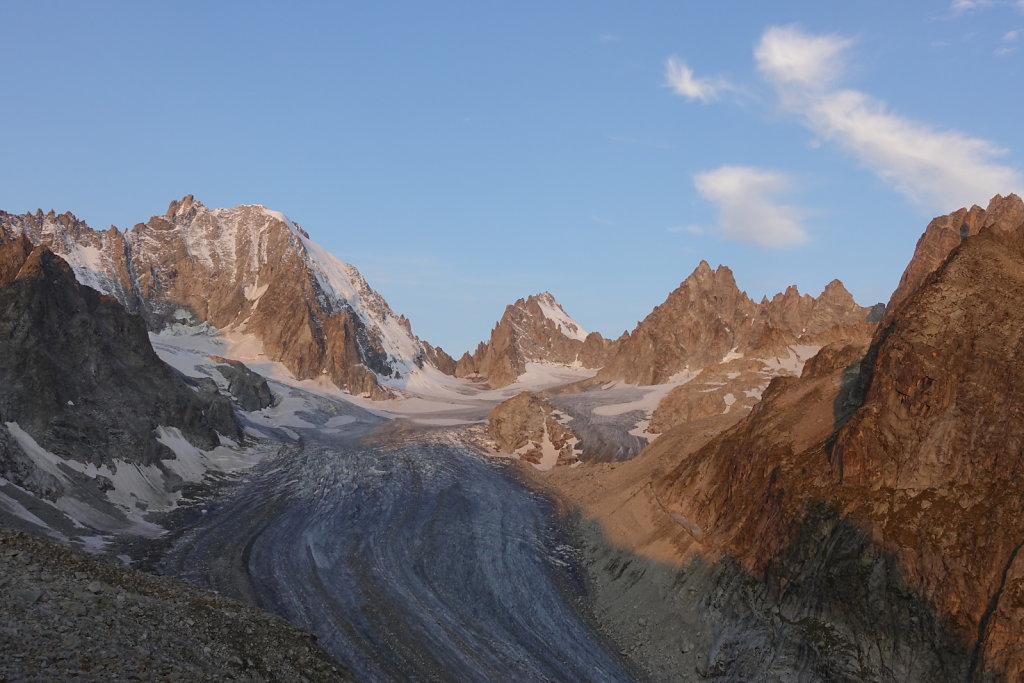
[456,291,615,387]
[598,260,879,386]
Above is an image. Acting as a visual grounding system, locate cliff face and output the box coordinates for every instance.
[887,194,1024,311]
[652,195,1024,680]
[0,196,456,399]
[0,239,238,498]
[456,292,611,388]
[598,261,877,386]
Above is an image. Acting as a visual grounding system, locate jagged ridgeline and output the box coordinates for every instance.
[0,196,457,399]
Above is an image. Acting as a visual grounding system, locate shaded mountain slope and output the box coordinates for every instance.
[0,238,238,498]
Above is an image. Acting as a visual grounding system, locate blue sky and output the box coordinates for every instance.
[2,1,1022,355]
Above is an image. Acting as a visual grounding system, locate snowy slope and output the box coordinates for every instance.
[534,292,588,342]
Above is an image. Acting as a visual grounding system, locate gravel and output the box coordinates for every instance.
[0,527,352,681]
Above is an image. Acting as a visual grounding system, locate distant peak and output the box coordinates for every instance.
[682,260,737,290]
[528,291,557,305]
[524,291,588,341]
[821,279,854,303]
[166,194,202,217]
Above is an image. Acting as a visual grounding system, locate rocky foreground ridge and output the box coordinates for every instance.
[0,196,456,399]
[0,527,349,681]
[649,193,1024,679]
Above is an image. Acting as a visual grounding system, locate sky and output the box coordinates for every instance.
[2,1,1022,355]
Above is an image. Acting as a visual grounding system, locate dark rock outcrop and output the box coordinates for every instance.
[210,357,275,412]
[0,242,239,495]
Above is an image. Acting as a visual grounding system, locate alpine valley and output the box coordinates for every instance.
[1,193,1023,682]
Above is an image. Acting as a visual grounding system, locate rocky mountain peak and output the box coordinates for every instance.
[524,291,588,342]
[598,264,875,385]
[165,193,199,218]
[821,279,853,302]
[0,198,455,399]
[683,260,738,292]
[455,291,610,388]
[887,193,1024,312]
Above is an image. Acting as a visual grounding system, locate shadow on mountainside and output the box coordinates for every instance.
[565,501,990,682]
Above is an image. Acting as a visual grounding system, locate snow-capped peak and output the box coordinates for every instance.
[532,292,588,342]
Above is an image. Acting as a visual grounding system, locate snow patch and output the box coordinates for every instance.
[244,282,269,301]
[759,344,821,375]
[721,347,744,363]
[534,293,588,342]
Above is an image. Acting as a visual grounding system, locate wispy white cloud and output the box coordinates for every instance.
[756,25,1023,210]
[754,26,853,90]
[666,224,705,234]
[994,45,1018,55]
[693,166,808,248]
[664,57,732,103]
[1004,29,1021,40]
[950,0,996,13]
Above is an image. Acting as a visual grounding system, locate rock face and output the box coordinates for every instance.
[0,196,456,399]
[887,193,1024,311]
[0,239,238,500]
[488,392,579,469]
[457,292,613,388]
[652,196,1024,680]
[648,358,768,434]
[598,260,878,386]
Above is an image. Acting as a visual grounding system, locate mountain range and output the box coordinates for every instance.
[2,192,1022,680]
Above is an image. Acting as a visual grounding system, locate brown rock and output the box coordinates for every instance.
[457,292,605,388]
[488,392,579,468]
[886,193,1023,312]
[653,198,1024,679]
[598,261,876,386]
[0,197,452,399]
[648,358,769,434]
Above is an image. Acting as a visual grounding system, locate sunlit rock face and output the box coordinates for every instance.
[456,292,613,388]
[1,196,457,398]
[653,195,1024,680]
[598,259,876,387]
